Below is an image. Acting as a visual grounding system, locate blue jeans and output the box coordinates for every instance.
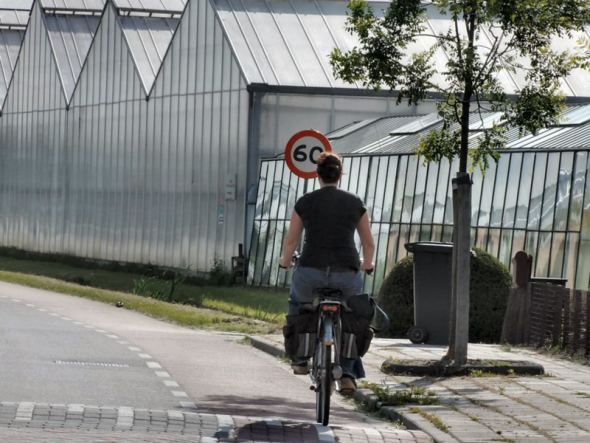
[289,266,365,379]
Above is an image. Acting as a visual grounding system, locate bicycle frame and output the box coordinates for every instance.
[310,296,345,426]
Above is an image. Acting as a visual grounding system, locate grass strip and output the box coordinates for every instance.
[0,255,289,326]
[0,270,278,334]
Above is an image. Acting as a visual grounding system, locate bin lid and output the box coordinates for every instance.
[405,242,453,254]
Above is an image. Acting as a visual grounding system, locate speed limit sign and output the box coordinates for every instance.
[284,129,333,179]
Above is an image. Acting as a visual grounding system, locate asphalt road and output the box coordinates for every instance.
[0,281,428,442]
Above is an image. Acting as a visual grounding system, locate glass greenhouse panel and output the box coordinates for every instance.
[515,153,535,229]
[381,157,398,223]
[433,157,450,224]
[503,153,523,228]
[490,156,510,228]
[569,152,588,232]
[422,161,438,224]
[402,156,419,223]
[550,232,566,278]
[540,153,560,231]
[528,154,548,230]
[392,156,408,223]
[554,152,574,231]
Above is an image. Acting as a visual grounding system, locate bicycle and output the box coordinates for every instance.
[300,277,389,426]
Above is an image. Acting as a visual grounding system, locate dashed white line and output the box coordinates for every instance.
[12,299,21,303]
[107,334,119,339]
[138,353,151,359]
[155,371,170,378]
[118,341,129,345]
[61,317,71,321]
[38,308,46,312]
[171,391,188,398]
[96,329,106,333]
[83,325,94,329]
[163,380,179,388]
[25,303,35,307]
[179,401,196,409]
[49,313,59,317]
[73,321,82,325]
[128,346,141,352]
[146,362,162,369]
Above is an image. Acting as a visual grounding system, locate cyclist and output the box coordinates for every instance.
[279,151,375,396]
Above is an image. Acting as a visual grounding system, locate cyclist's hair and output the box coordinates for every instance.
[317,152,342,184]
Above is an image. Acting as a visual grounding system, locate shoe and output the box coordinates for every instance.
[337,377,356,396]
[291,363,309,375]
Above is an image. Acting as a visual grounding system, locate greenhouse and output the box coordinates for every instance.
[0,0,589,287]
[250,106,590,292]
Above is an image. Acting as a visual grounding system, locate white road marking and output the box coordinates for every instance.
[107,334,119,339]
[163,380,179,387]
[146,361,162,369]
[118,340,129,345]
[96,329,106,333]
[116,406,134,427]
[26,303,35,307]
[49,313,59,317]
[38,308,46,312]
[128,346,141,352]
[138,353,151,359]
[15,402,35,422]
[217,415,235,440]
[171,391,188,398]
[179,401,196,409]
[313,424,336,443]
[83,325,94,329]
[12,299,21,303]
[73,321,82,325]
[155,371,170,378]
[61,317,71,321]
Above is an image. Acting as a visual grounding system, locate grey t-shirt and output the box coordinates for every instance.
[294,186,366,271]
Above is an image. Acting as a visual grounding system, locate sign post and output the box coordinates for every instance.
[284,129,333,179]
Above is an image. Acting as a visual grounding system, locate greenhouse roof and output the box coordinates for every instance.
[343,105,590,155]
[44,11,102,102]
[213,0,590,96]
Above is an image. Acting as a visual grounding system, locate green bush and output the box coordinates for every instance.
[377,248,512,343]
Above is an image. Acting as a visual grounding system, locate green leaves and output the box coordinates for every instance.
[330,0,590,173]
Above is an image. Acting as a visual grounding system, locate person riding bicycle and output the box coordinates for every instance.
[279,151,375,396]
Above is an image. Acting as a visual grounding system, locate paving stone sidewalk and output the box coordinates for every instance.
[249,335,590,443]
[0,402,430,442]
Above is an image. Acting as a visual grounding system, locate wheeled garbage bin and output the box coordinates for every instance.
[405,242,453,345]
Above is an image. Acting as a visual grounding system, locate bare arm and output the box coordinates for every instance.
[357,212,375,272]
[279,211,304,268]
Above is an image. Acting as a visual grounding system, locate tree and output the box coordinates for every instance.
[331,0,590,367]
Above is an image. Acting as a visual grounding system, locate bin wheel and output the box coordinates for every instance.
[407,326,428,344]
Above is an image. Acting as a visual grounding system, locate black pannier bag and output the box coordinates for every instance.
[283,310,319,359]
[341,294,375,359]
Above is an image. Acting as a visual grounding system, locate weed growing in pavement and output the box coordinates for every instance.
[361,382,438,406]
[238,336,253,346]
[409,407,448,433]
[575,391,590,398]
[468,369,496,377]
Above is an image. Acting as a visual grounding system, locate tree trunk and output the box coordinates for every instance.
[444,172,471,367]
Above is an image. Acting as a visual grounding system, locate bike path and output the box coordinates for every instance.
[251,334,590,442]
[0,281,430,442]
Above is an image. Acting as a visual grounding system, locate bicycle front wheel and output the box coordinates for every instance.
[316,342,332,426]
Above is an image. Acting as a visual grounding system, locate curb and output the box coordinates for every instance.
[246,335,433,437]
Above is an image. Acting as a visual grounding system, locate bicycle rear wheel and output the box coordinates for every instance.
[315,342,332,426]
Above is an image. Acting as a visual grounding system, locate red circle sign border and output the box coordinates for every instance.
[284,129,333,179]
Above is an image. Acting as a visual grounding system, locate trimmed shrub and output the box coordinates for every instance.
[377,248,511,343]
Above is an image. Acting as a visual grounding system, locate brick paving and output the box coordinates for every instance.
[0,402,430,442]
[250,335,590,442]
